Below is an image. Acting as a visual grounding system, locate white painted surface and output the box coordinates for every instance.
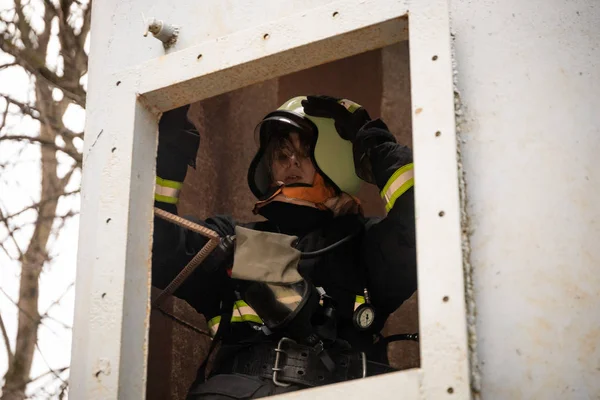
[73,0,470,398]
[451,0,600,398]
[271,368,422,400]
[138,5,408,111]
[70,71,158,397]
[408,0,471,398]
[84,0,337,77]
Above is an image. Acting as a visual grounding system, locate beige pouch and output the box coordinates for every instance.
[231,226,302,284]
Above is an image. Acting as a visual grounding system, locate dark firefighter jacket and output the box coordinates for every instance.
[150,111,417,367]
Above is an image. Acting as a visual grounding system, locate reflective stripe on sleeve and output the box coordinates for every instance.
[354,295,366,311]
[208,316,221,337]
[232,301,263,325]
[381,163,414,212]
[155,177,183,204]
[207,302,264,338]
[277,295,303,305]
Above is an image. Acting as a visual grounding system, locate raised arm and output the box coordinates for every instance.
[152,105,235,315]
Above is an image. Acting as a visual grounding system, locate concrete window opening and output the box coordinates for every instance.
[147,44,419,399]
[71,2,470,399]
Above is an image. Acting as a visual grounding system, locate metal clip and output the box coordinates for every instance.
[272,337,295,387]
[361,352,367,378]
[260,325,273,335]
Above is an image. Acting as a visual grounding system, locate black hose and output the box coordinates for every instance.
[300,228,361,259]
[382,333,419,343]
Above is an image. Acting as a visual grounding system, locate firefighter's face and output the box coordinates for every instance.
[270,133,316,186]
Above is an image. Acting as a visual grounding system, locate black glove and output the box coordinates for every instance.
[301,96,397,184]
[353,119,398,184]
[301,95,371,141]
[157,105,200,181]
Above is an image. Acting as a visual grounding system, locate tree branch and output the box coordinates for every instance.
[38,0,57,57]
[0,311,14,365]
[59,164,78,188]
[74,1,91,74]
[0,61,18,70]
[0,208,24,260]
[35,342,67,384]
[1,94,40,119]
[42,314,72,330]
[0,40,86,107]
[0,134,82,166]
[0,287,62,339]
[1,93,83,141]
[0,209,78,247]
[0,288,39,331]
[39,282,74,319]
[26,370,69,400]
[57,380,69,400]
[78,1,91,45]
[28,366,69,385]
[0,240,16,260]
[0,99,9,132]
[41,0,59,16]
[14,0,34,50]
[0,189,79,224]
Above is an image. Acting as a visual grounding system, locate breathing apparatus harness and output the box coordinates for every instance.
[152,207,418,388]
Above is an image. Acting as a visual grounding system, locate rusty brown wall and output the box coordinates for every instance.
[147,42,418,399]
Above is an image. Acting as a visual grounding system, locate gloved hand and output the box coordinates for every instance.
[302,96,396,184]
[352,119,398,184]
[157,105,200,181]
[301,95,371,141]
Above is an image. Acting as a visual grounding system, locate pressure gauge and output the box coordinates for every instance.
[353,303,376,330]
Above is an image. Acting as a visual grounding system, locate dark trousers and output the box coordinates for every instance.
[187,374,304,399]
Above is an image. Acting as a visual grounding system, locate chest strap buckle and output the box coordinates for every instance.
[272,337,295,387]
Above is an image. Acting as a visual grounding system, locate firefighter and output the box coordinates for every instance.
[152,96,416,399]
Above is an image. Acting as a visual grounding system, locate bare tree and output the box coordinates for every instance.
[0,1,90,398]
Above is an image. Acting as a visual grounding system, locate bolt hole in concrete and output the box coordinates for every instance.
[263,33,269,39]
[432,55,438,61]
[435,131,441,137]
[443,296,449,302]
[116,80,121,86]
[106,218,111,223]
[332,11,339,17]
[447,387,454,394]
[197,54,202,60]
[438,211,445,217]
[101,293,106,298]
[111,147,117,153]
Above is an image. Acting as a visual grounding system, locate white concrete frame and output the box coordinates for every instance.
[70,0,469,398]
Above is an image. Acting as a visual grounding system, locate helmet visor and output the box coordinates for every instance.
[249,114,317,198]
